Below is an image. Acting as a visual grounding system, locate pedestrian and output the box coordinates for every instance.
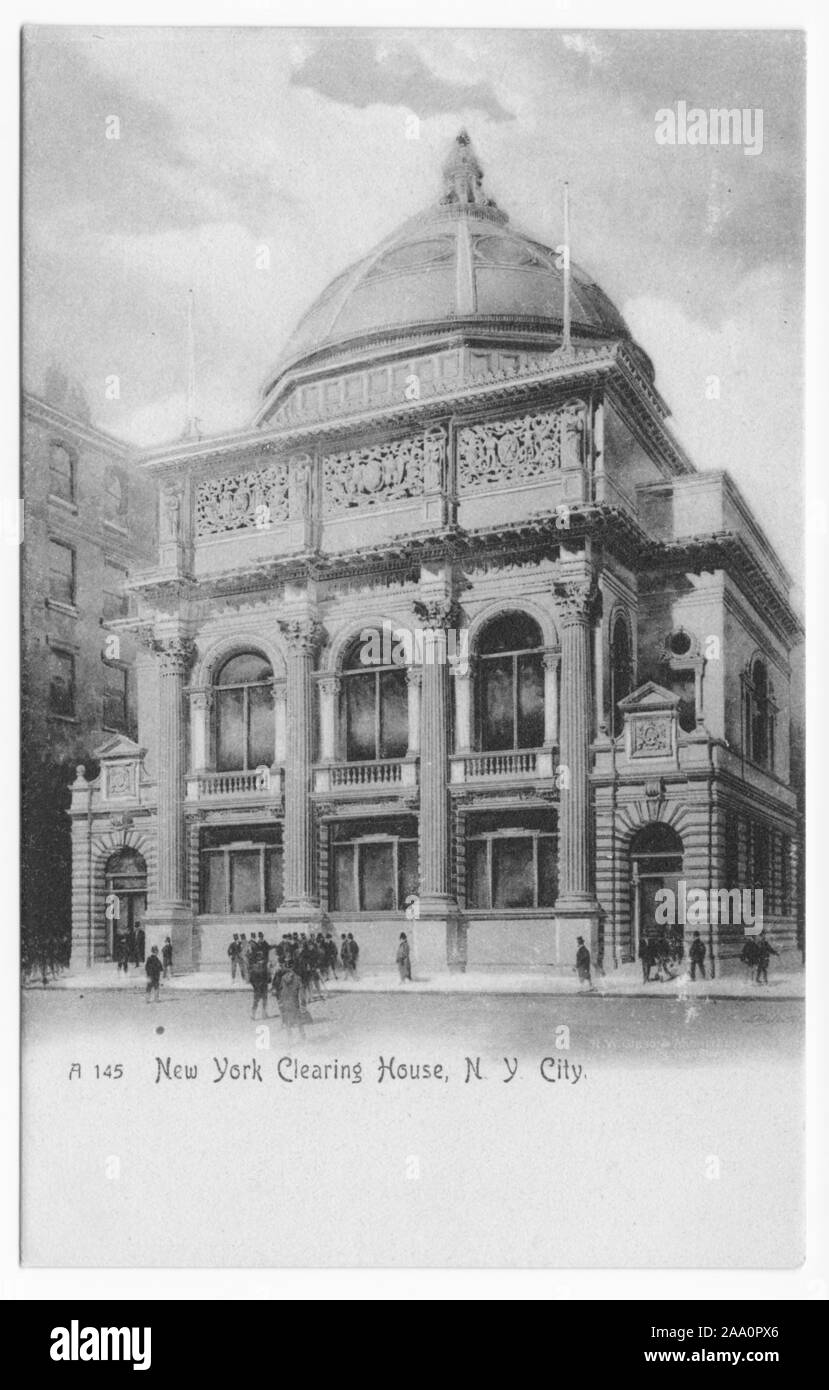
[755,930,778,985]
[275,963,305,1040]
[133,925,145,967]
[575,935,592,988]
[396,932,411,983]
[325,932,339,980]
[145,945,162,1003]
[689,931,706,981]
[669,922,684,965]
[249,952,269,1020]
[740,936,758,979]
[239,934,249,981]
[348,932,359,977]
[162,936,173,979]
[228,933,243,981]
[639,932,652,983]
[116,931,130,975]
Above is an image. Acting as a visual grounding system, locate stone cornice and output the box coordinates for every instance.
[23,393,135,458]
[642,533,804,643]
[131,342,689,485]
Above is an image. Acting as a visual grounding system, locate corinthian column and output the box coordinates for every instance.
[412,597,463,972]
[279,616,321,926]
[145,634,195,967]
[552,575,602,966]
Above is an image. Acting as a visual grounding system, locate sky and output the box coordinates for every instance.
[22,26,805,585]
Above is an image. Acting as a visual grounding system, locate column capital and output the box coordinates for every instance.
[316,673,341,696]
[189,686,212,711]
[542,649,561,671]
[552,577,602,627]
[152,634,196,674]
[413,596,462,630]
[406,665,424,689]
[279,616,323,655]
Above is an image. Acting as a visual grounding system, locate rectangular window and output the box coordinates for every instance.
[49,539,75,605]
[517,654,545,748]
[247,683,275,768]
[215,687,245,771]
[345,673,376,761]
[360,842,395,912]
[230,851,261,915]
[103,663,128,730]
[467,839,490,909]
[492,836,534,908]
[103,561,128,620]
[328,817,418,913]
[199,826,283,915]
[201,853,226,916]
[332,844,357,913]
[481,656,514,750]
[465,809,558,911]
[49,443,74,503]
[48,648,75,717]
[379,669,409,759]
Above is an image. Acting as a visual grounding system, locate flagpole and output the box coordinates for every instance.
[562,181,571,352]
[185,288,197,437]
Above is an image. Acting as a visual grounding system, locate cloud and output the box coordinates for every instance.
[290,31,514,122]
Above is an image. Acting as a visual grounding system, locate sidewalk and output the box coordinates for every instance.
[27,962,805,1001]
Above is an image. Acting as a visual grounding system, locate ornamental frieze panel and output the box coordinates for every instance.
[322,430,443,515]
[195,461,289,537]
[457,401,587,494]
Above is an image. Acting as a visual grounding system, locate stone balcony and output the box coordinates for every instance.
[185,765,284,805]
[313,756,418,796]
[450,747,557,785]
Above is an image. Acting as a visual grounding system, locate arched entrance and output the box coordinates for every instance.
[629,824,684,957]
[104,848,147,960]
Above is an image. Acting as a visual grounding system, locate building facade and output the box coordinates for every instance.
[68,134,803,974]
[22,389,156,957]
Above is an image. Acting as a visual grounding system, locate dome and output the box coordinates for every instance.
[266,132,631,393]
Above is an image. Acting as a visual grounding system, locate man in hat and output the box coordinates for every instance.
[145,945,163,1003]
[689,931,706,981]
[228,933,243,981]
[575,936,592,989]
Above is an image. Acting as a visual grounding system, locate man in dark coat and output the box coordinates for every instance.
[348,933,359,977]
[145,946,163,1003]
[133,925,146,967]
[228,933,243,980]
[639,932,652,983]
[396,932,411,983]
[689,931,706,981]
[162,936,173,979]
[275,964,305,1039]
[755,930,778,985]
[249,953,269,1020]
[575,936,592,988]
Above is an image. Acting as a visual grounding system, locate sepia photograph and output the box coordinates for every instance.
[17,19,812,1275]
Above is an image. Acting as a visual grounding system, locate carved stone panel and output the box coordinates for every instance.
[457,402,586,493]
[322,430,443,515]
[195,462,289,536]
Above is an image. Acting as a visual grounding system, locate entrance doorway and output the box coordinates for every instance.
[104,848,147,960]
[629,823,684,958]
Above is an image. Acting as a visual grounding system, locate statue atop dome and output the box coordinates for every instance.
[440,130,497,208]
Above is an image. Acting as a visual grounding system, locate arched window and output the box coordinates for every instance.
[609,612,633,737]
[477,612,544,752]
[341,636,408,762]
[745,657,773,768]
[214,652,274,772]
